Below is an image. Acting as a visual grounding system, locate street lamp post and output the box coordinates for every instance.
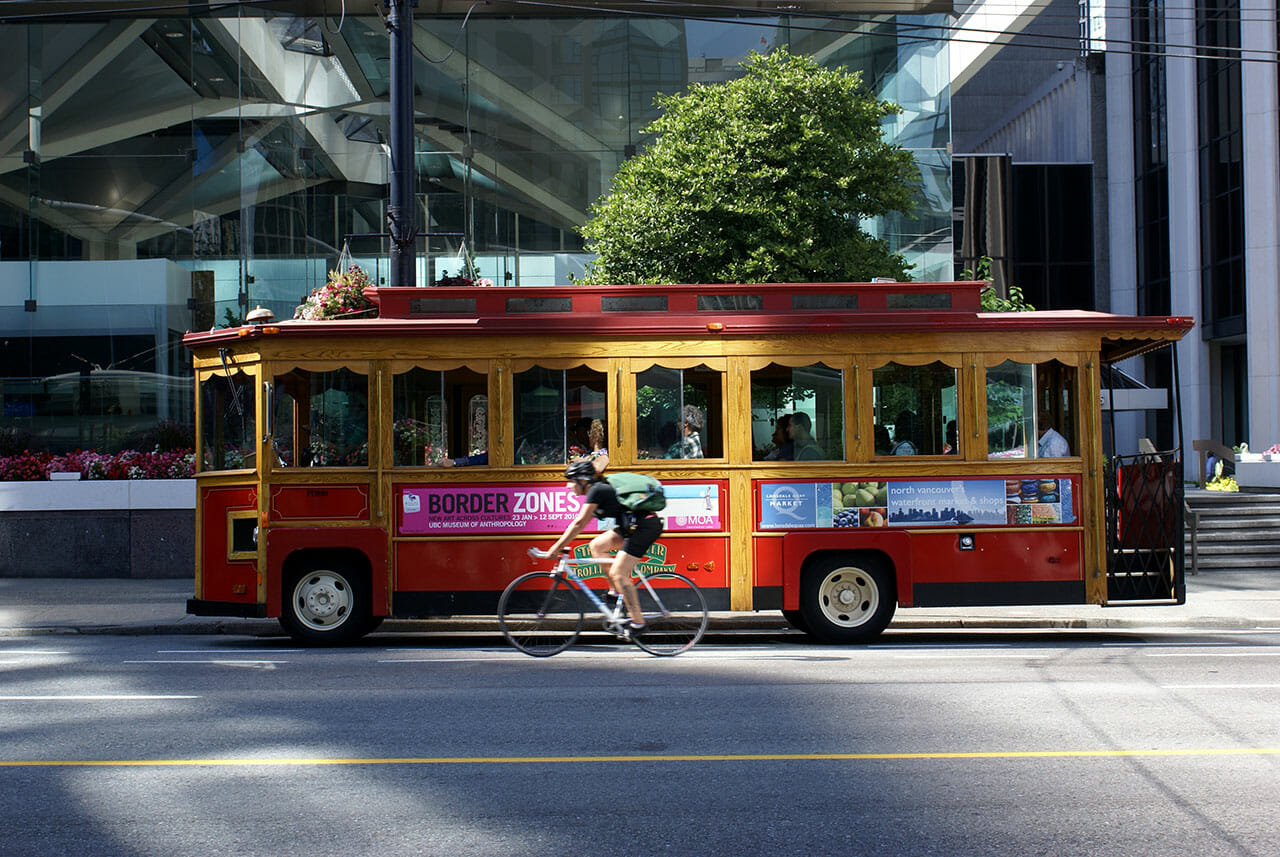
[386,0,417,288]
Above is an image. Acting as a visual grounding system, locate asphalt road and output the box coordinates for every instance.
[1,630,1278,857]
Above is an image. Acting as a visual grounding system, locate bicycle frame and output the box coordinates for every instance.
[550,553,669,631]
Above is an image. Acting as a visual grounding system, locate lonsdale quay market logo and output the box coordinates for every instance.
[570,543,677,579]
[766,485,807,521]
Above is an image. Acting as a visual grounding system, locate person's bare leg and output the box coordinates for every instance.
[609,552,644,625]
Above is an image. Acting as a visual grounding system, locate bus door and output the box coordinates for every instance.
[1104,450,1185,603]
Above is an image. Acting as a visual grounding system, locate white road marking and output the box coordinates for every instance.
[0,695,199,701]
[1162,684,1280,689]
[1144,651,1280,657]
[156,649,302,654]
[123,659,289,665]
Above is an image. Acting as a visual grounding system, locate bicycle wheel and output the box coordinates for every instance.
[630,572,708,656]
[497,572,584,657]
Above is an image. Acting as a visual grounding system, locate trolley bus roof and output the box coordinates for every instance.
[185,281,1193,363]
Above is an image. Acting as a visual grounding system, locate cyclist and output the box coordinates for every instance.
[531,460,663,636]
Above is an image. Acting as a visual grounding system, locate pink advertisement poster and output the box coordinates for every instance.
[398,482,722,535]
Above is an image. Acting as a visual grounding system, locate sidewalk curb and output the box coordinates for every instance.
[1,616,1273,638]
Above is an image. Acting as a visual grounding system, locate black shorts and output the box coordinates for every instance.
[617,513,663,559]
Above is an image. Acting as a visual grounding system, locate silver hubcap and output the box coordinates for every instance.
[816,567,878,628]
[293,572,352,631]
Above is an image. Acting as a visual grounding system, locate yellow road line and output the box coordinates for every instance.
[1,748,1278,768]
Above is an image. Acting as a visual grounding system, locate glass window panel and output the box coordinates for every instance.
[985,360,1074,458]
[1034,360,1076,458]
[872,362,958,456]
[986,361,1034,459]
[392,368,488,466]
[513,366,606,465]
[635,364,722,460]
[200,370,255,471]
[272,367,368,467]
[750,363,843,461]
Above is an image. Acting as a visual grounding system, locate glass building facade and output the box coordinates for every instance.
[0,5,951,453]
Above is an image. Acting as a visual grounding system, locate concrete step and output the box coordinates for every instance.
[1187,555,1280,571]
[1186,527,1280,541]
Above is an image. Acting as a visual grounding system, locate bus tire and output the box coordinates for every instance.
[799,554,896,643]
[279,563,374,645]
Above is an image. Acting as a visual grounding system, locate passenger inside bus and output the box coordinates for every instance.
[873,424,892,455]
[764,414,794,460]
[891,410,919,455]
[570,417,609,473]
[1036,412,1071,457]
[666,405,705,458]
[790,412,824,460]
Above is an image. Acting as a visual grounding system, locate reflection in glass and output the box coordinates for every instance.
[513,367,606,465]
[750,364,843,461]
[201,371,255,470]
[272,368,368,467]
[392,368,488,466]
[986,361,1034,459]
[872,362,958,456]
[636,365,722,460]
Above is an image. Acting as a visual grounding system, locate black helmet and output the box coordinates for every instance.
[564,459,596,482]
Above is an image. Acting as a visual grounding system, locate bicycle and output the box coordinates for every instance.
[497,548,709,657]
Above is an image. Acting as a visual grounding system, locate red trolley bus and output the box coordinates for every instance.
[185,280,1193,643]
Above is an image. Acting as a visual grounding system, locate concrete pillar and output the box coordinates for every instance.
[1241,0,1280,451]
[1163,0,1208,474]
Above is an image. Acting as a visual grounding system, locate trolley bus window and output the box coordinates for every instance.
[200,370,255,471]
[272,367,369,467]
[986,360,1075,458]
[392,368,488,466]
[636,364,722,460]
[750,363,843,461]
[872,362,958,456]
[513,366,607,466]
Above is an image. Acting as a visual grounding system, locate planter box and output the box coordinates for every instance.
[1235,461,1280,490]
[0,479,195,578]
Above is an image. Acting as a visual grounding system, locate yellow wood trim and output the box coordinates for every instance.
[981,352,1084,368]
[612,360,632,467]
[845,358,863,461]
[745,355,843,371]
[966,355,986,462]
[729,471,754,610]
[374,368,385,525]
[509,357,610,372]
[490,362,509,466]
[630,356,729,372]
[865,353,965,370]
[271,360,371,374]
[1082,357,1108,604]
[385,359,490,374]
[725,358,753,466]
[227,509,258,561]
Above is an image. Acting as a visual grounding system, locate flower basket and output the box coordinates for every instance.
[295,264,377,320]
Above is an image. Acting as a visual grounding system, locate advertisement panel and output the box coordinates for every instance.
[758,477,1076,530]
[399,481,723,535]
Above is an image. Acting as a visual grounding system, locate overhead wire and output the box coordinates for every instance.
[499,0,1280,63]
[0,0,1275,64]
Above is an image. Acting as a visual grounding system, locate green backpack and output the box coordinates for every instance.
[606,472,666,513]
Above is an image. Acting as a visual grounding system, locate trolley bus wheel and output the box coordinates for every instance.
[279,564,375,645]
[799,555,896,643]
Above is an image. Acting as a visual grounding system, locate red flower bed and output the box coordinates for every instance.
[0,449,196,481]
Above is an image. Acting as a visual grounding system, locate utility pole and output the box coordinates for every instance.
[386,0,417,287]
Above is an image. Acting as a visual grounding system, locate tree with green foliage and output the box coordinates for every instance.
[963,255,1036,312]
[578,49,918,285]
